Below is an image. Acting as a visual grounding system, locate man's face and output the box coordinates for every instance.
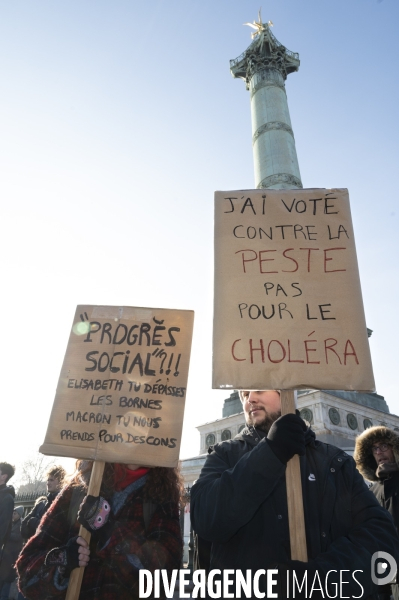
[0,470,7,486]
[12,510,20,523]
[372,440,395,466]
[47,476,61,493]
[241,390,281,432]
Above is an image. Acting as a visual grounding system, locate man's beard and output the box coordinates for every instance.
[246,409,281,434]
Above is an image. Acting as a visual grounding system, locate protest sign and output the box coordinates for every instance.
[40,305,194,468]
[213,188,374,392]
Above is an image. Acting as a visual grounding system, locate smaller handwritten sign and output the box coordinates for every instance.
[40,305,194,468]
[213,188,374,392]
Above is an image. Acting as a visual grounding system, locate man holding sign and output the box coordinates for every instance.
[191,390,399,598]
[196,187,399,597]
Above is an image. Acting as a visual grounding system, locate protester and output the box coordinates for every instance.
[0,507,24,599]
[17,461,183,599]
[355,425,399,600]
[21,465,66,540]
[0,463,15,553]
[191,390,399,599]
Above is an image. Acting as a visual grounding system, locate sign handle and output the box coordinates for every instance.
[280,390,308,562]
[65,460,105,600]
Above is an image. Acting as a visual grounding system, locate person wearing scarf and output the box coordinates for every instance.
[16,461,183,600]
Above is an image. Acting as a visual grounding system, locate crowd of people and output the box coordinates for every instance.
[0,464,67,599]
[1,394,399,599]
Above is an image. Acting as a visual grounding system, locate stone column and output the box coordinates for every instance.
[230,24,303,190]
[250,68,302,189]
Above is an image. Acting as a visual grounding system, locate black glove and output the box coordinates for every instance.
[267,413,306,464]
[44,536,81,575]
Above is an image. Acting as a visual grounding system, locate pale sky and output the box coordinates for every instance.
[1,0,398,483]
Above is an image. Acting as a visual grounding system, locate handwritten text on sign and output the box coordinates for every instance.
[40,306,194,467]
[213,189,374,391]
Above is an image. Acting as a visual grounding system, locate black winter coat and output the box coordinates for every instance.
[20,492,57,540]
[0,485,15,549]
[191,426,399,599]
[0,518,23,582]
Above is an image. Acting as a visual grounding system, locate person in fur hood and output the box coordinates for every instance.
[355,426,399,600]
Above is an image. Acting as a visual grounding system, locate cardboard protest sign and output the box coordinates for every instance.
[40,305,194,468]
[213,188,375,392]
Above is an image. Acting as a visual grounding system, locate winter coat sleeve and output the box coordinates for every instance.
[95,500,182,591]
[191,438,285,543]
[16,487,74,599]
[289,459,399,599]
[0,493,14,547]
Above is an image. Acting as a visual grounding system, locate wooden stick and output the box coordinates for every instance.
[65,460,105,600]
[280,390,308,562]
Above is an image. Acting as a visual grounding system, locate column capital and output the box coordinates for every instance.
[230,26,300,89]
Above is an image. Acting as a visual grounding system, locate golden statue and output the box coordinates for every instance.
[244,8,273,39]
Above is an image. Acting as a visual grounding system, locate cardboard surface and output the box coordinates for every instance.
[40,305,194,467]
[213,188,375,391]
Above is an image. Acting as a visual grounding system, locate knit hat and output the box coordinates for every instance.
[14,505,24,518]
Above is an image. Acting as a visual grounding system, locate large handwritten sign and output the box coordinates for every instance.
[40,305,194,468]
[213,188,374,391]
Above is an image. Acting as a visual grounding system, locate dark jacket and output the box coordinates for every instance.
[191,425,399,599]
[0,485,15,549]
[355,425,399,600]
[0,517,23,582]
[21,492,58,540]
[17,475,182,600]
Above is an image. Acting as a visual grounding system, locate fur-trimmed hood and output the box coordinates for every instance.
[354,426,399,482]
